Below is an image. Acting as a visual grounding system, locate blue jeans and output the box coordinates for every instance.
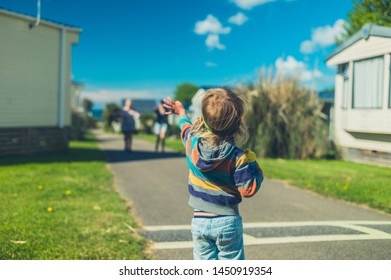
[191,215,244,260]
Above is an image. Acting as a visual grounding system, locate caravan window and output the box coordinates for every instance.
[352,56,384,109]
[389,57,391,108]
[339,63,349,109]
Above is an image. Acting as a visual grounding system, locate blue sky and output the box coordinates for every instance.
[1,0,353,108]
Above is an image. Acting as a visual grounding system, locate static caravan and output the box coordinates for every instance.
[326,24,391,166]
[0,8,81,155]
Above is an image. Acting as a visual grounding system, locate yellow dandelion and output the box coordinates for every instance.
[93,205,101,211]
[37,185,43,190]
[47,207,53,213]
[65,190,72,196]
[10,240,27,244]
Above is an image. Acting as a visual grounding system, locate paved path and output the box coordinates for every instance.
[95,130,391,260]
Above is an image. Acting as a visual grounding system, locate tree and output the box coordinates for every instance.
[173,83,199,105]
[339,0,391,43]
[103,103,121,131]
[82,98,94,112]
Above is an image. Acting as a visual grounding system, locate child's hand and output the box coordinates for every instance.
[163,97,186,115]
[245,148,257,162]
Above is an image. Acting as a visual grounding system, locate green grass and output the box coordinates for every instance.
[137,134,391,214]
[260,159,391,214]
[0,135,149,260]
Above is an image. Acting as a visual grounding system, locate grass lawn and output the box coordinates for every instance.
[261,159,391,214]
[137,134,391,214]
[0,135,149,260]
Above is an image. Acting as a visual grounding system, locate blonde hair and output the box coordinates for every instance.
[191,87,248,146]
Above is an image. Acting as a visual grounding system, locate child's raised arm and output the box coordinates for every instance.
[163,97,186,116]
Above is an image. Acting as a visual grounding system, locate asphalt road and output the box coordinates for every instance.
[95,130,391,260]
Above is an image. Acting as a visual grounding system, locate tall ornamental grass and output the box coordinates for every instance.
[241,69,328,159]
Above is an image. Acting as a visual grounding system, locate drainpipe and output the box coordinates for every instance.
[58,28,66,128]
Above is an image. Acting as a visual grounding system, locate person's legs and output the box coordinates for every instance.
[161,136,166,153]
[159,132,166,153]
[128,133,133,152]
[155,134,160,152]
[123,132,130,151]
[159,124,168,153]
[191,218,218,260]
[215,215,245,260]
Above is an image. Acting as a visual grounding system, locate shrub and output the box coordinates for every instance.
[174,83,199,106]
[168,124,181,139]
[102,103,121,132]
[70,111,97,140]
[241,69,328,159]
[139,113,155,134]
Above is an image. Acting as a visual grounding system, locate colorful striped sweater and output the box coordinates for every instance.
[179,116,264,216]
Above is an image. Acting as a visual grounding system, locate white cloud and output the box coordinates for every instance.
[228,12,249,25]
[299,40,316,54]
[194,15,231,50]
[300,19,346,54]
[275,56,323,81]
[206,34,226,50]
[205,61,218,67]
[313,69,323,78]
[275,56,306,75]
[231,0,276,10]
[194,15,231,35]
[312,19,345,47]
[301,69,323,81]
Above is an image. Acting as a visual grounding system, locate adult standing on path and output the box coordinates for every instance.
[154,100,169,153]
[121,99,140,152]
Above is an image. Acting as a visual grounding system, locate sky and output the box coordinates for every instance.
[1,0,354,108]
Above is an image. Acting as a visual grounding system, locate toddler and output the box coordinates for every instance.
[163,87,263,260]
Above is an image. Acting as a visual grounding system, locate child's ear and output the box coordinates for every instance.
[199,116,203,122]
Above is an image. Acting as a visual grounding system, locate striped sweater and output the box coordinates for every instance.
[179,116,263,215]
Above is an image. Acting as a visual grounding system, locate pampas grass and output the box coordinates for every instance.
[240,68,328,159]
